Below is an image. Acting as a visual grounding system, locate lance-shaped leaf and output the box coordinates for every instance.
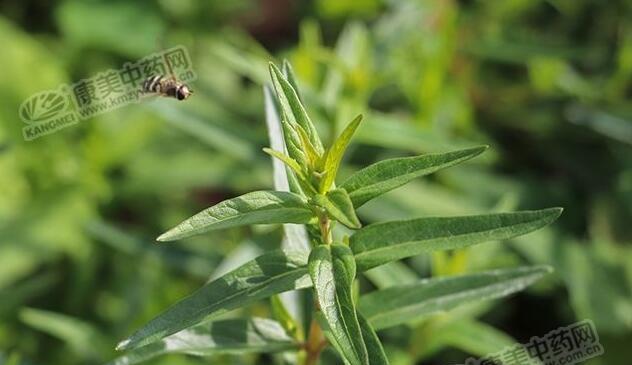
[264,85,290,192]
[157,191,315,242]
[281,118,308,168]
[351,208,562,271]
[321,115,363,193]
[116,250,311,351]
[309,244,368,365]
[313,188,361,229]
[271,295,303,341]
[349,208,562,271]
[109,318,299,365]
[263,85,310,252]
[263,148,306,180]
[269,63,323,154]
[359,266,552,330]
[340,146,488,207]
[358,313,390,365]
[282,59,303,102]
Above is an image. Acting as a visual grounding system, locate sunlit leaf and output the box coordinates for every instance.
[351,208,563,271]
[269,62,323,154]
[341,146,488,207]
[309,244,368,365]
[313,188,361,229]
[283,59,303,102]
[263,148,306,179]
[157,191,315,242]
[321,115,363,193]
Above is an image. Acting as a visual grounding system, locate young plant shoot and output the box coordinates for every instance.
[111,61,562,365]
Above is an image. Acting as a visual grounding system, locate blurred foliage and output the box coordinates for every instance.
[0,0,630,364]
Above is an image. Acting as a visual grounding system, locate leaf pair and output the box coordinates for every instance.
[121,208,561,354]
[157,146,490,242]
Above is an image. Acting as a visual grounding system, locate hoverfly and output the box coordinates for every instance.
[140,43,194,101]
[141,74,193,100]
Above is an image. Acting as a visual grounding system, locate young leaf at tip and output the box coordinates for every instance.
[321,114,363,193]
[269,62,323,154]
[282,59,303,102]
[313,188,361,229]
[263,148,306,180]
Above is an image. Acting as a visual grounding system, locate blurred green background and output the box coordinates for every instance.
[0,0,631,364]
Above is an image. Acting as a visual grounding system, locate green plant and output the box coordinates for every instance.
[110,61,562,365]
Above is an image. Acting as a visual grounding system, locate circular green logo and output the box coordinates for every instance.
[19,90,69,124]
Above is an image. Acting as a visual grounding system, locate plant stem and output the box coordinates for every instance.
[303,317,326,365]
[318,213,332,245]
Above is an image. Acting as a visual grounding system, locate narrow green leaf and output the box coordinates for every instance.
[116,250,311,351]
[282,59,303,102]
[295,123,322,168]
[264,85,292,192]
[313,188,361,229]
[269,62,323,154]
[20,308,105,358]
[309,245,368,365]
[340,146,488,207]
[363,261,418,289]
[263,148,306,180]
[359,266,552,330]
[109,318,299,365]
[157,191,315,242]
[358,314,390,365]
[281,118,308,168]
[271,295,302,340]
[351,208,563,271]
[321,115,363,193]
[423,318,516,359]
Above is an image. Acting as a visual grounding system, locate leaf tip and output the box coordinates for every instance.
[548,207,564,219]
[268,62,283,77]
[471,144,490,155]
[156,230,175,242]
[115,338,131,351]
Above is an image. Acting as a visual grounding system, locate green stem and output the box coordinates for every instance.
[318,213,332,245]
